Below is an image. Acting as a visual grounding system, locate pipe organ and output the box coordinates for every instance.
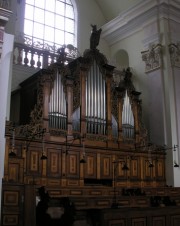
[2,34,171,226]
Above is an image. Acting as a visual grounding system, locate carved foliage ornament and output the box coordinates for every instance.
[141,44,163,73]
[169,43,180,68]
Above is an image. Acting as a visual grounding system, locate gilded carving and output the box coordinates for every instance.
[141,44,163,72]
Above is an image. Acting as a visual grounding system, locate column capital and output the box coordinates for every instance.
[169,43,180,68]
[141,43,163,73]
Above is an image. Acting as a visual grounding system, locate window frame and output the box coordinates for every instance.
[23,0,77,53]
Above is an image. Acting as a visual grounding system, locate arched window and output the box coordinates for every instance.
[24,0,76,52]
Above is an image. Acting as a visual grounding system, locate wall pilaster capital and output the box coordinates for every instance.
[169,43,180,68]
[141,44,163,73]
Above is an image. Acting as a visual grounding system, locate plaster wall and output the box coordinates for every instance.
[76,0,110,56]
[0,32,14,222]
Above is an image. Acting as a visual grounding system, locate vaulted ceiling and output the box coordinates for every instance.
[94,0,142,22]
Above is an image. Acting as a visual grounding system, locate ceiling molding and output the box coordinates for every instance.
[101,0,180,46]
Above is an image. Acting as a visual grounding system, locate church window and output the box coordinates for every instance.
[24,0,76,52]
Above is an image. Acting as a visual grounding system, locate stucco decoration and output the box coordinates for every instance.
[141,44,163,73]
[169,43,180,68]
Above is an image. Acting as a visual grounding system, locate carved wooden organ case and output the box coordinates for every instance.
[4,47,166,198]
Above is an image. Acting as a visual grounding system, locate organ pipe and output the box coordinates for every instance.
[86,60,106,135]
[122,90,134,139]
[49,70,67,130]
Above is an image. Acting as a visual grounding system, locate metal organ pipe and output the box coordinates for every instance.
[97,65,100,133]
[94,62,97,133]
[122,90,134,139]
[86,61,106,135]
[49,70,67,130]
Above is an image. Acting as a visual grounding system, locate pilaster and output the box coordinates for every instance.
[0,7,12,61]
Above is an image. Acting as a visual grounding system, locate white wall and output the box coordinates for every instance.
[76,0,110,56]
[0,32,14,222]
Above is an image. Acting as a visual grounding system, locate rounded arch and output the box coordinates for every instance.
[113,49,129,70]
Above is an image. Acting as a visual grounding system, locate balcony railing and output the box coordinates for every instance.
[13,42,57,69]
[13,40,79,69]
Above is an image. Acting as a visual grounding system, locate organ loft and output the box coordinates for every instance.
[2,26,180,226]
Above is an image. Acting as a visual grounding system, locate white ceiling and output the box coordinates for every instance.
[94,0,142,21]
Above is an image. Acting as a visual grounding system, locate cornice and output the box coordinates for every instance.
[0,7,12,26]
[101,0,180,46]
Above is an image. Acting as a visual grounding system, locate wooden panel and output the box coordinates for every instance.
[3,191,19,206]
[144,159,154,180]
[131,217,147,226]
[30,151,39,171]
[130,158,140,178]
[27,148,42,175]
[170,215,180,226]
[2,185,24,226]
[96,200,111,207]
[48,190,62,197]
[152,216,166,226]
[156,159,165,179]
[108,219,126,226]
[3,215,19,225]
[47,149,61,177]
[67,151,80,178]
[8,158,24,183]
[115,157,127,179]
[47,179,61,186]
[8,164,19,183]
[84,153,97,178]
[101,154,112,178]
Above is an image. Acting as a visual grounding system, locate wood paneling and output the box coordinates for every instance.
[84,153,97,178]
[131,217,147,226]
[152,216,166,226]
[2,185,24,226]
[47,149,61,177]
[26,147,42,176]
[3,191,19,206]
[108,219,126,226]
[100,207,180,226]
[67,151,80,178]
[8,158,24,183]
[3,214,19,225]
[171,215,180,226]
[101,154,112,179]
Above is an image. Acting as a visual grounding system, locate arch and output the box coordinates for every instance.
[113,49,129,70]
